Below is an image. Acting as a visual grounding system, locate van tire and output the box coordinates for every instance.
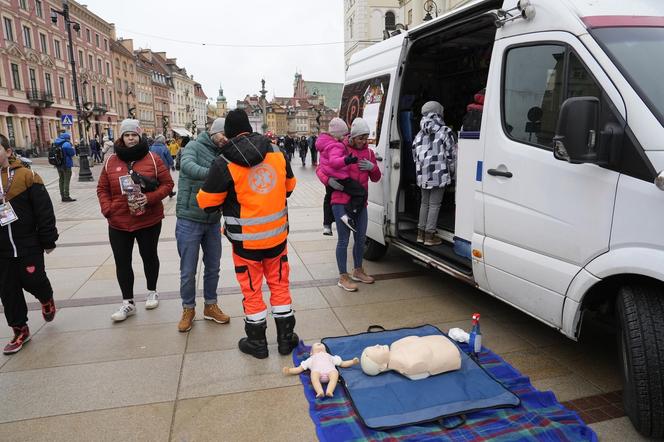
[364,238,388,261]
[616,283,664,438]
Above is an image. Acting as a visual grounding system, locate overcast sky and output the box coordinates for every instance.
[82,0,345,106]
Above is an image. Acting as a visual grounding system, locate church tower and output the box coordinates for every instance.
[216,84,227,117]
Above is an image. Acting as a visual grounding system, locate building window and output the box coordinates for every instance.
[92,85,96,102]
[109,90,113,107]
[45,73,52,95]
[59,76,66,98]
[101,87,105,104]
[19,0,27,10]
[39,33,47,54]
[35,0,43,18]
[86,28,90,43]
[11,63,21,90]
[66,44,71,61]
[95,33,99,47]
[104,38,108,51]
[50,8,58,27]
[23,25,32,48]
[88,54,93,70]
[385,11,396,31]
[129,63,133,73]
[106,61,110,77]
[29,68,37,91]
[54,39,61,59]
[3,17,14,42]
[122,61,127,71]
[78,49,84,67]
[97,58,102,73]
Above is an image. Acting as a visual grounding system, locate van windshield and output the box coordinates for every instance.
[592,27,664,125]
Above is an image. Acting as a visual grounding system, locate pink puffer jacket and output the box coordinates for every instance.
[328,138,381,206]
[315,133,348,185]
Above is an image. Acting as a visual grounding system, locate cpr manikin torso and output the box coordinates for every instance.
[361,335,461,380]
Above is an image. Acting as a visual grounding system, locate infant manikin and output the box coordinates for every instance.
[360,335,461,380]
[283,342,359,398]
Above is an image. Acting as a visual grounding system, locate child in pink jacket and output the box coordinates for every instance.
[316,118,367,232]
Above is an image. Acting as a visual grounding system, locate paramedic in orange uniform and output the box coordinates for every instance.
[197,109,298,359]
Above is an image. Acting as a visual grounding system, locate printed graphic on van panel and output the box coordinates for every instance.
[340,75,390,147]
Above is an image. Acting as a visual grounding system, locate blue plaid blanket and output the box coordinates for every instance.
[292,341,598,441]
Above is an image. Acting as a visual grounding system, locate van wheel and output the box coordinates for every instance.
[616,284,664,438]
[364,238,388,261]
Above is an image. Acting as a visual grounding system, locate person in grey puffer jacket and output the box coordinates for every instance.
[411,101,457,246]
[175,118,231,332]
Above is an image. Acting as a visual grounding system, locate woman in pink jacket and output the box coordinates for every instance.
[321,118,381,291]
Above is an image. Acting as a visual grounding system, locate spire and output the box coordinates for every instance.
[217,83,226,102]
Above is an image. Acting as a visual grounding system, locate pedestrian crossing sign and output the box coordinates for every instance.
[61,114,74,126]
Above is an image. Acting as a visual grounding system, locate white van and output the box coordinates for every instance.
[340,0,664,436]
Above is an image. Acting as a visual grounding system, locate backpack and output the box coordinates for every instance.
[48,143,64,167]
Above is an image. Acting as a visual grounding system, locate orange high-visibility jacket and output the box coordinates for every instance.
[197,133,296,253]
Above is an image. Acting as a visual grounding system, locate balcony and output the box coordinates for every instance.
[92,102,108,115]
[26,89,54,108]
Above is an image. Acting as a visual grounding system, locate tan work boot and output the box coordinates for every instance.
[416,229,425,243]
[351,267,375,284]
[337,273,358,292]
[178,308,195,332]
[203,304,230,324]
[424,232,443,246]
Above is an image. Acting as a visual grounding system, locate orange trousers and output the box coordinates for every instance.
[232,247,292,320]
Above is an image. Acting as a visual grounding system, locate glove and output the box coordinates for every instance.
[344,154,358,165]
[328,178,345,191]
[358,159,375,171]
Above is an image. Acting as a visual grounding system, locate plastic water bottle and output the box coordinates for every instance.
[468,313,482,359]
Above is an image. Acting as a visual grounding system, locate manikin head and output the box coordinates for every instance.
[360,344,390,376]
[311,342,326,354]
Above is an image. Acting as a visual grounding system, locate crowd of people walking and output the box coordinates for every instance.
[0,110,384,358]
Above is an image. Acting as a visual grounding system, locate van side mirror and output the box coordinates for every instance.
[553,97,600,164]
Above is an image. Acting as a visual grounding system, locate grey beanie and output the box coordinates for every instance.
[349,118,370,139]
[154,135,165,144]
[328,117,349,138]
[209,117,226,136]
[421,101,444,116]
[119,119,142,136]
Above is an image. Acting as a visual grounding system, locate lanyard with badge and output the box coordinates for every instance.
[0,168,19,226]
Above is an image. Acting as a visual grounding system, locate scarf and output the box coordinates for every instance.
[115,140,149,163]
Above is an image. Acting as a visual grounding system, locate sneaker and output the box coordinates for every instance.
[3,326,31,355]
[41,298,56,322]
[322,225,333,236]
[424,232,443,246]
[340,214,357,232]
[351,267,375,284]
[145,291,159,309]
[178,308,196,332]
[111,301,136,322]
[416,229,425,243]
[61,197,76,202]
[337,273,358,292]
[203,304,231,324]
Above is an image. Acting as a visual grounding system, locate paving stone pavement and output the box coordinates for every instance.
[0,158,647,441]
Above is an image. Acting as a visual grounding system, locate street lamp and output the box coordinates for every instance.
[51,0,93,182]
[423,0,439,21]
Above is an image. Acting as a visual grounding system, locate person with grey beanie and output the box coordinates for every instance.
[174,117,231,332]
[412,101,457,246]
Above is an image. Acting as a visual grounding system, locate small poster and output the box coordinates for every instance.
[339,74,391,148]
[0,202,18,226]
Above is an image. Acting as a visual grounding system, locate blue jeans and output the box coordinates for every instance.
[332,205,368,274]
[176,218,222,308]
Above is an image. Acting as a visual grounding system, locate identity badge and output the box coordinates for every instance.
[118,175,134,195]
[0,202,18,226]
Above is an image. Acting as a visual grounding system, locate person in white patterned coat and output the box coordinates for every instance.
[411,101,457,246]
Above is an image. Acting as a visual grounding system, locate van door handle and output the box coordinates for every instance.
[487,169,513,178]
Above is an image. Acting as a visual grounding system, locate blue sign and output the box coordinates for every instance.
[61,114,74,126]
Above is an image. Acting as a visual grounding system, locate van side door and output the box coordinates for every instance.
[480,32,625,327]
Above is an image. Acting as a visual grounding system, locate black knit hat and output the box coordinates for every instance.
[224,109,253,139]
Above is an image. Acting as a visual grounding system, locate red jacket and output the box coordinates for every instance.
[97,152,174,231]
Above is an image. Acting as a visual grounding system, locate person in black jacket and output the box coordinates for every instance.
[0,134,58,354]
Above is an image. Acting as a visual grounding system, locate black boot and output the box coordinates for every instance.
[238,320,268,359]
[275,315,299,356]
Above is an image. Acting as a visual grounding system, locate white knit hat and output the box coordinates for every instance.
[209,117,226,136]
[421,101,444,116]
[328,117,349,138]
[119,119,142,136]
[349,118,370,139]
